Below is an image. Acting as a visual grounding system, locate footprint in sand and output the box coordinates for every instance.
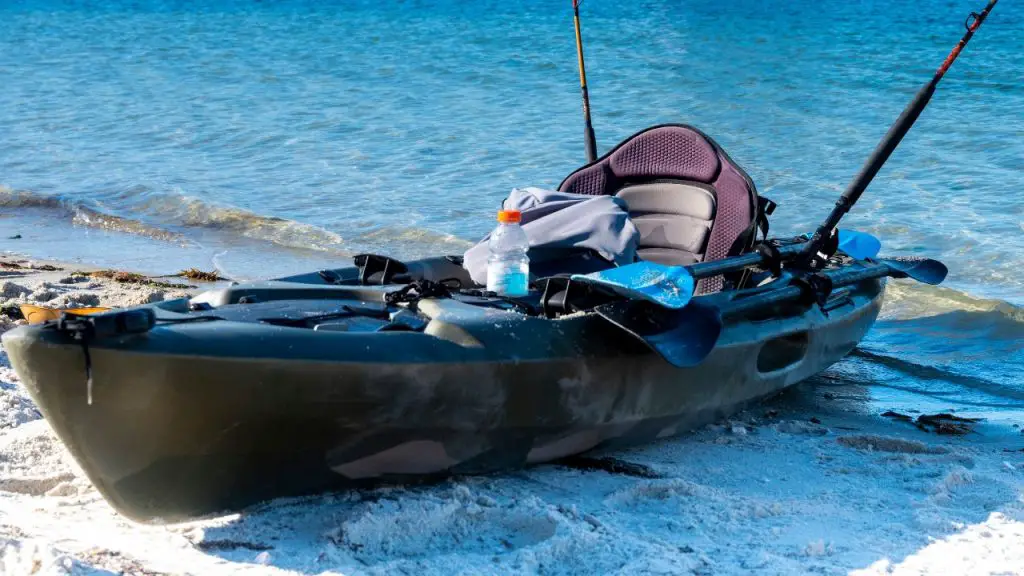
[332,487,559,562]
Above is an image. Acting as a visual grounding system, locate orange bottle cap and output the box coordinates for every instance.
[497,210,521,224]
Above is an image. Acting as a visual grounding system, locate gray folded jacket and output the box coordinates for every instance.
[463,187,640,286]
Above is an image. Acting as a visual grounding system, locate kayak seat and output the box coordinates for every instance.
[615,182,716,267]
[557,124,762,293]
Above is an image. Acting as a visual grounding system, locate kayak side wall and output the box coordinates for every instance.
[2,279,884,523]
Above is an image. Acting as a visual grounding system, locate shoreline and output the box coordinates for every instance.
[0,256,1022,575]
[1,252,220,322]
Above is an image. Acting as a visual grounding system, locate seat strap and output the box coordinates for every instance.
[756,196,777,243]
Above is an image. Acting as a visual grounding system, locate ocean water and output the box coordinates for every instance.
[1,0,1022,412]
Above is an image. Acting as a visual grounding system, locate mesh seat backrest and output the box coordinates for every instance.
[558,124,759,293]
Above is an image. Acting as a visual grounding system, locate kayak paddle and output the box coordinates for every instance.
[722,257,948,321]
[596,256,947,368]
[568,228,880,310]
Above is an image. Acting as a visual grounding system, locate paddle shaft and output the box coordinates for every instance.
[573,0,598,163]
[720,261,902,320]
[679,228,879,286]
[688,242,804,280]
[799,0,999,263]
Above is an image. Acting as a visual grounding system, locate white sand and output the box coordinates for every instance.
[0,259,1021,575]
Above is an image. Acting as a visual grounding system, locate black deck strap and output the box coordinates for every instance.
[55,314,97,405]
[756,242,784,278]
[756,196,777,242]
[384,279,452,308]
[354,254,409,285]
[79,335,94,405]
[51,309,158,405]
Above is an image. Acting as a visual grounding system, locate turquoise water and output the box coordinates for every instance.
[1,0,1022,411]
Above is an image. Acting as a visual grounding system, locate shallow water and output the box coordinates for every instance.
[1,0,1022,412]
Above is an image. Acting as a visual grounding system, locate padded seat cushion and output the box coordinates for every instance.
[615,183,715,219]
[635,247,700,266]
[616,182,716,265]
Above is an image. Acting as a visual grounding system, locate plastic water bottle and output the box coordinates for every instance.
[486,209,530,296]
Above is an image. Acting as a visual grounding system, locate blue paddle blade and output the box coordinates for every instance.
[878,257,948,285]
[837,229,882,259]
[571,261,695,310]
[593,300,723,368]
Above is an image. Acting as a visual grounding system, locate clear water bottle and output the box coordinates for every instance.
[486,209,530,296]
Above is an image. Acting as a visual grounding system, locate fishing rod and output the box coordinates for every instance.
[579,0,998,318]
[573,0,598,163]
[798,0,999,265]
[568,0,997,302]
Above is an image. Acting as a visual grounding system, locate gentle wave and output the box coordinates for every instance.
[0,186,348,253]
[0,186,478,258]
[71,207,185,243]
[136,194,347,252]
[1,186,185,243]
[881,281,1024,326]
[0,187,66,211]
[353,225,476,254]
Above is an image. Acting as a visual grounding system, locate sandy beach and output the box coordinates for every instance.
[0,255,1021,575]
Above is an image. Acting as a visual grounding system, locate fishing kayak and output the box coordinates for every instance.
[0,0,993,526]
[1,244,901,523]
